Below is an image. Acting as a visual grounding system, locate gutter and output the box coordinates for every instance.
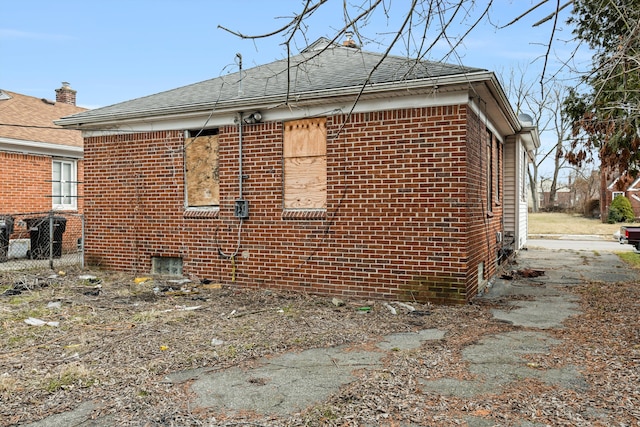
[0,136,83,158]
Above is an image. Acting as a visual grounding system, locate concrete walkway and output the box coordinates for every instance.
[24,240,640,426]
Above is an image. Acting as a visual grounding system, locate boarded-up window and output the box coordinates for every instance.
[283,118,327,209]
[185,134,219,206]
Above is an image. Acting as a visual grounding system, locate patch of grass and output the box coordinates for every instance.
[43,363,95,393]
[529,212,631,236]
[131,310,162,323]
[7,294,38,305]
[0,374,18,400]
[616,251,640,268]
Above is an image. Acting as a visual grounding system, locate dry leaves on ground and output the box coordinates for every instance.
[0,266,638,426]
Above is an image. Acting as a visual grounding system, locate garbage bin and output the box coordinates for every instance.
[25,216,67,259]
[0,215,14,262]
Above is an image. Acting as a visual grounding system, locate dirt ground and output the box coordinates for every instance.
[1,264,639,426]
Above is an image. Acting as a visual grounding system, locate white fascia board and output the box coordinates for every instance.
[607,176,620,190]
[628,175,640,190]
[81,91,471,137]
[0,137,83,159]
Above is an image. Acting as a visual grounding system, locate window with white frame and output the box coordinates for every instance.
[612,191,625,200]
[52,159,77,210]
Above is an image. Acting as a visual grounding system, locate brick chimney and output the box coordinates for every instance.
[342,31,358,49]
[55,82,77,105]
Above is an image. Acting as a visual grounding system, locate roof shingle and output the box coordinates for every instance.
[59,38,485,125]
[0,90,86,147]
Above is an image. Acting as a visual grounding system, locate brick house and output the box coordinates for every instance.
[604,173,640,220]
[0,83,86,257]
[58,38,538,304]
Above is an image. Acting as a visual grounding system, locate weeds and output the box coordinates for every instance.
[43,363,94,393]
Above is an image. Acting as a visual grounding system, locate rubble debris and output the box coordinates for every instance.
[383,302,397,315]
[24,317,59,327]
[211,338,225,346]
[2,287,22,296]
[83,288,101,296]
[160,305,202,313]
[332,297,345,307]
[394,302,416,312]
[409,310,431,316]
[519,268,545,278]
[47,301,62,309]
[501,268,546,280]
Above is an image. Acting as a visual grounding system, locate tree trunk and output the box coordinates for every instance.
[547,141,563,208]
[528,163,539,213]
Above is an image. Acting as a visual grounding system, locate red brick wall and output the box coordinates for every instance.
[2,152,51,214]
[464,109,503,298]
[83,105,502,304]
[1,151,84,245]
[1,151,84,214]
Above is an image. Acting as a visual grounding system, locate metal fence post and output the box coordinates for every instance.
[49,212,54,270]
[81,214,85,269]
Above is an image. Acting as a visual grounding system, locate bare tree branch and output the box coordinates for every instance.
[499,0,550,29]
[533,0,573,27]
[217,0,328,39]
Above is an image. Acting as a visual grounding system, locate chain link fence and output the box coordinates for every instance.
[0,212,83,272]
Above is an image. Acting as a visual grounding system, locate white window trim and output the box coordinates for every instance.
[612,191,625,200]
[52,159,78,211]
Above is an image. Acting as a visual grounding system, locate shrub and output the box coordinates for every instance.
[607,195,635,223]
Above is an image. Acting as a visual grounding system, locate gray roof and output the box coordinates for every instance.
[58,38,485,126]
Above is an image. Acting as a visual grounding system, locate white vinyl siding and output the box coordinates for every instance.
[503,138,516,234]
[518,146,529,249]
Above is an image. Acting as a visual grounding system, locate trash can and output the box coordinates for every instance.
[0,215,14,262]
[25,216,67,259]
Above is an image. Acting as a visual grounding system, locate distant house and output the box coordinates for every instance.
[0,83,86,214]
[605,173,640,220]
[0,83,86,258]
[58,38,539,304]
[536,179,573,211]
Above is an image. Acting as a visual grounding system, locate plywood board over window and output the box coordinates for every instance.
[283,118,327,209]
[185,134,219,206]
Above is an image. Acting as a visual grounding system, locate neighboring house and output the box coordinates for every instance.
[57,38,539,304]
[0,83,86,213]
[605,173,640,219]
[536,179,573,210]
[0,83,86,257]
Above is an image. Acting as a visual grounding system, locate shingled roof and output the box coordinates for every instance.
[0,89,86,147]
[57,38,486,127]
